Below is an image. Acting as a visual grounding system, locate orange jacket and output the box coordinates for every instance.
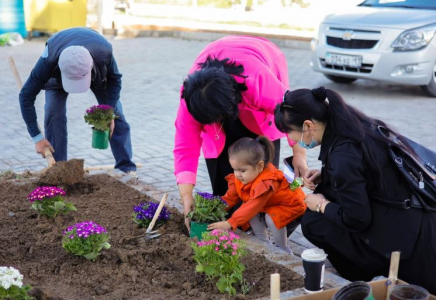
[223,163,306,230]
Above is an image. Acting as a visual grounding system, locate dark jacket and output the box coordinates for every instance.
[19,27,122,138]
[315,123,422,259]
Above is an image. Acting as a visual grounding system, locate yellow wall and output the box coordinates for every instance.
[24,0,87,33]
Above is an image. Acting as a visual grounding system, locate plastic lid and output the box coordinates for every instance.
[301,248,327,262]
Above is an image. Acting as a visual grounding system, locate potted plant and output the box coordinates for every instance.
[84,104,116,150]
[0,266,33,300]
[62,221,111,261]
[132,201,171,228]
[28,186,76,218]
[191,229,247,296]
[186,192,227,240]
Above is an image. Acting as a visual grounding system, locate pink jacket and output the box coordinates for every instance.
[174,35,295,185]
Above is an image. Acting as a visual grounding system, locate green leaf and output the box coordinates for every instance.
[101,242,111,249]
[216,277,228,293]
[195,264,204,273]
[54,201,66,211]
[83,252,99,261]
[204,265,216,277]
[64,202,77,211]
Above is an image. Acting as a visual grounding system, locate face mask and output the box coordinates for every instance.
[297,127,319,149]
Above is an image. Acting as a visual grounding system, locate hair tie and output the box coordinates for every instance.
[282,90,290,102]
[311,86,327,102]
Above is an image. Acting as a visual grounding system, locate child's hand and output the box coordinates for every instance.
[208,221,231,230]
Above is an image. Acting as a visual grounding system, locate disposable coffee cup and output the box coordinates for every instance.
[301,248,327,293]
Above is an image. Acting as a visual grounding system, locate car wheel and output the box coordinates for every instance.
[420,63,436,97]
[324,74,357,84]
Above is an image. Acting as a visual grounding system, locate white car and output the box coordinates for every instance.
[310,0,436,97]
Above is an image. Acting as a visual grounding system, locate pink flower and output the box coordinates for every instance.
[215,247,219,251]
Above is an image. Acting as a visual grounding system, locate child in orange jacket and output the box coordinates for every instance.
[208,136,306,254]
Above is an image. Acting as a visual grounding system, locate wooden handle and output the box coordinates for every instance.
[84,163,143,172]
[8,56,23,89]
[44,148,56,168]
[386,251,401,300]
[146,193,168,233]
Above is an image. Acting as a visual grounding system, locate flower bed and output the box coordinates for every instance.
[0,174,303,300]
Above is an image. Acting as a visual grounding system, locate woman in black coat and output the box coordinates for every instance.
[274,87,436,293]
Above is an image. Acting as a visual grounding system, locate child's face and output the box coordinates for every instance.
[229,156,264,185]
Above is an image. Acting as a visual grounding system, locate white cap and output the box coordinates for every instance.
[301,248,327,262]
[59,46,93,93]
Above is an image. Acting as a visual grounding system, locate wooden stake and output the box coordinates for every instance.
[271,273,280,300]
[386,251,401,300]
[8,56,23,89]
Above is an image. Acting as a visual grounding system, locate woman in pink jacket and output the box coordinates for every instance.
[174,35,308,230]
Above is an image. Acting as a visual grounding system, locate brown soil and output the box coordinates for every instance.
[38,159,85,186]
[0,174,303,300]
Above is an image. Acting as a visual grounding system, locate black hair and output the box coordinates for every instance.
[228,136,275,167]
[182,56,248,124]
[274,86,397,186]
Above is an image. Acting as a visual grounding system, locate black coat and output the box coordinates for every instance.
[314,123,422,260]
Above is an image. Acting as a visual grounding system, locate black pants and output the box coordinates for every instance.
[301,209,388,281]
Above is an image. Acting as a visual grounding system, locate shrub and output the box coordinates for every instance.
[132,201,171,228]
[62,221,111,261]
[191,229,246,295]
[28,187,76,218]
[84,104,116,131]
[0,267,33,300]
[186,192,227,223]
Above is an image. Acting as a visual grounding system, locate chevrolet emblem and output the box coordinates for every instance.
[342,30,354,41]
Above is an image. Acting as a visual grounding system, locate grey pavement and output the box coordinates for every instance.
[1,35,436,287]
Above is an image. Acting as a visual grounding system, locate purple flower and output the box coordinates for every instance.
[85,104,114,115]
[133,202,171,223]
[28,186,66,202]
[195,192,227,205]
[63,221,108,239]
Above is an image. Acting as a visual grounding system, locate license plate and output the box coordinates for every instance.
[325,53,362,68]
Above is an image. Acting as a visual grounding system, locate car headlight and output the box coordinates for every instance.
[392,23,436,51]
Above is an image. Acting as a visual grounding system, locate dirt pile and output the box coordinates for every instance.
[38,159,85,186]
[0,174,304,300]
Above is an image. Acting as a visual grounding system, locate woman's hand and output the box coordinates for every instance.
[291,144,308,178]
[179,184,195,232]
[304,169,322,190]
[305,193,329,212]
[208,221,232,230]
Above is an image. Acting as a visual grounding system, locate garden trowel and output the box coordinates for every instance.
[144,193,168,241]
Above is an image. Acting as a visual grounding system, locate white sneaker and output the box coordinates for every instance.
[127,171,138,178]
[279,245,294,255]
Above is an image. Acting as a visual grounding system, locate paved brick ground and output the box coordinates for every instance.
[1,35,435,272]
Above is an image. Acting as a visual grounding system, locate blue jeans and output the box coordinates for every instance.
[44,88,136,172]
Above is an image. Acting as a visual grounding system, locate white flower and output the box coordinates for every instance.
[0,266,23,290]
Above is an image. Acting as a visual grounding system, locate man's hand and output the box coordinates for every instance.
[304,169,322,190]
[110,119,115,139]
[207,221,231,231]
[291,143,308,178]
[35,139,54,158]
